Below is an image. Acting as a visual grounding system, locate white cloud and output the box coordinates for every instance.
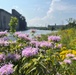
[47,0,61,15]
[27,0,76,26]
[28,0,62,27]
[49,0,76,12]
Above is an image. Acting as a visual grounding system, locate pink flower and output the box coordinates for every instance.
[0,54,6,61]
[30,40,40,47]
[7,53,21,61]
[48,35,61,42]
[0,63,14,75]
[63,59,71,64]
[18,34,31,41]
[72,57,76,60]
[39,41,53,48]
[66,53,75,58]
[14,32,21,36]
[31,29,36,33]
[57,44,62,48]
[0,31,7,37]
[59,62,63,65]
[22,47,38,57]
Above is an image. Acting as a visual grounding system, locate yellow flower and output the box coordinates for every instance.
[60,50,76,60]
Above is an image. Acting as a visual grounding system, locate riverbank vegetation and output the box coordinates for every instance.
[0,18,76,75]
[0,27,76,75]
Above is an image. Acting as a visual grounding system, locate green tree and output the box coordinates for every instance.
[9,16,18,33]
[66,18,76,28]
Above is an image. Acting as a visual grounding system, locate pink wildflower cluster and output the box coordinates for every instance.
[7,53,21,61]
[0,31,7,37]
[48,35,61,42]
[14,32,22,36]
[30,40,40,47]
[66,53,75,58]
[22,47,38,57]
[18,33,31,41]
[0,40,16,46]
[0,63,14,75]
[0,54,6,62]
[0,41,9,46]
[39,41,53,48]
[30,40,54,48]
[60,53,76,65]
[63,59,72,64]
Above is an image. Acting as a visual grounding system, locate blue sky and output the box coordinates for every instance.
[0,0,76,27]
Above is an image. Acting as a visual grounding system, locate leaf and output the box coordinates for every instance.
[14,65,18,71]
[39,62,47,70]
[27,67,36,74]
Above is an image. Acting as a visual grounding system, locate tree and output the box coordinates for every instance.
[9,17,18,33]
[66,18,76,28]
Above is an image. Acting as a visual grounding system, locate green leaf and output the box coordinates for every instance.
[27,67,36,74]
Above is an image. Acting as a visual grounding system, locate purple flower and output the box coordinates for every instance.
[48,35,61,42]
[7,53,20,61]
[14,54,21,60]
[0,63,14,75]
[0,37,9,41]
[0,54,6,61]
[18,34,31,41]
[30,40,40,47]
[72,57,76,60]
[22,47,38,57]
[7,53,15,60]
[0,31,7,37]
[66,53,75,58]
[39,41,53,48]
[63,59,71,64]
[0,40,9,46]
[14,31,21,36]
[57,44,62,48]
[59,62,63,65]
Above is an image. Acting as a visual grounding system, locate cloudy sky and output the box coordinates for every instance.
[0,0,76,27]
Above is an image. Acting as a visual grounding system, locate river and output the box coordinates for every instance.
[22,29,52,35]
[8,29,57,40]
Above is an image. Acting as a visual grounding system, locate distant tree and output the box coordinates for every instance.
[66,18,76,28]
[51,26,55,31]
[9,17,18,33]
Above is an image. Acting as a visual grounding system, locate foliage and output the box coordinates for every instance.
[0,28,76,75]
[9,17,18,33]
[61,18,76,30]
[66,18,76,28]
[57,28,76,49]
